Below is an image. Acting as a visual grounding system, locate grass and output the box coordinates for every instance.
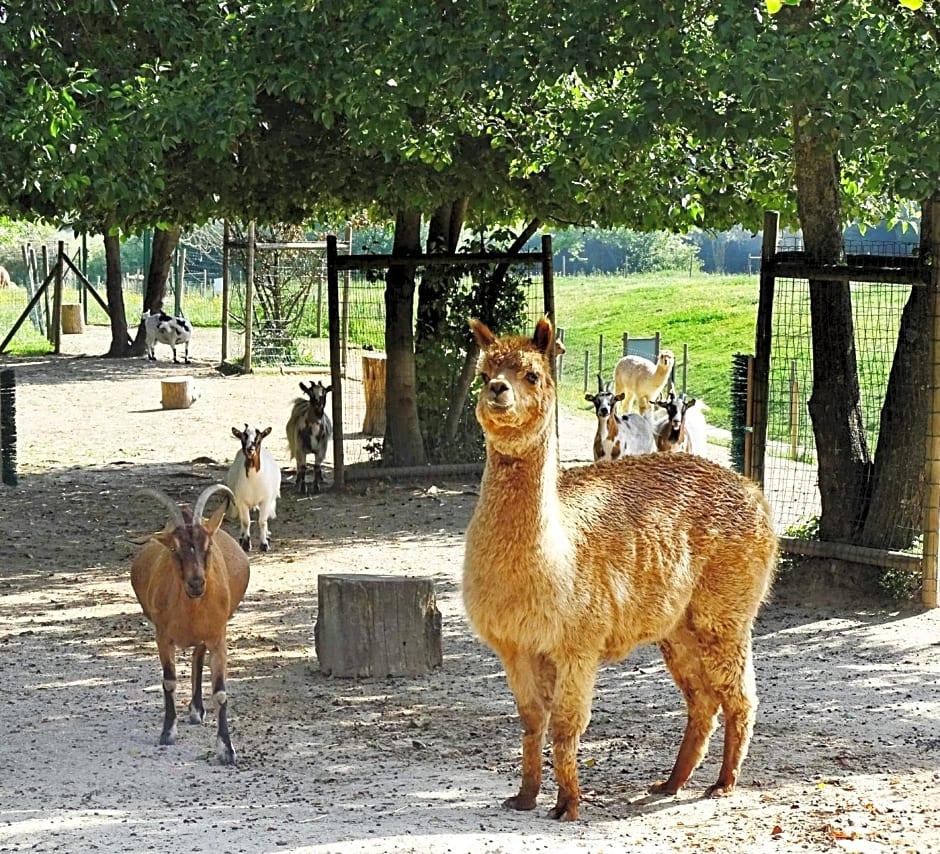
[1,271,759,431]
[553,272,760,430]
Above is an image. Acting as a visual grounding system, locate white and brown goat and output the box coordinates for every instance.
[463,317,777,821]
[226,424,281,552]
[652,391,709,456]
[286,380,333,494]
[131,484,250,764]
[585,377,656,462]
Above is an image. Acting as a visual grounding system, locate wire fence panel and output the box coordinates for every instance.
[763,238,920,543]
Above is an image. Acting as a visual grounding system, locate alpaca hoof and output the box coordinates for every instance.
[648,780,680,796]
[705,782,735,798]
[502,794,537,812]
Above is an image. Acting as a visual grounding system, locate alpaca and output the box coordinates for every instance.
[463,317,777,821]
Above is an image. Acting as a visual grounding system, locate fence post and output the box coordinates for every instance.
[921,194,940,608]
[1,369,16,486]
[749,210,778,486]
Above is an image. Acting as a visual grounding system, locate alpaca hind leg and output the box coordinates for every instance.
[501,648,556,813]
[703,640,758,797]
[547,658,598,821]
[650,634,721,795]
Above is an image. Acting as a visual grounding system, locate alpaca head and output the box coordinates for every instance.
[470,317,558,452]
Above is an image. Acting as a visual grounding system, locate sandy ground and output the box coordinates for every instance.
[0,326,939,854]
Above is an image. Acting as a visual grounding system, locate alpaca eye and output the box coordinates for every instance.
[480,373,490,384]
[525,372,539,385]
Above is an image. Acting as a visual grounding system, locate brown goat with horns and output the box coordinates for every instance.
[131,484,250,764]
[463,317,777,821]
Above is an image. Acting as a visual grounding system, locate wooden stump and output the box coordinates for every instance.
[315,574,442,678]
[161,376,199,410]
[61,304,83,334]
[361,353,387,435]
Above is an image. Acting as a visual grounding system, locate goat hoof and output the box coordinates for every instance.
[216,738,236,766]
[239,539,250,553]
[260,541,270,553]
[159,727,177,746]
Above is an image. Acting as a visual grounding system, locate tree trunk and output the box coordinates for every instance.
[441,217,543,444]
[130,224,182,356]
[383,209,427,467]
[144,224,181,313]
[415,199,468,462]
[103,231,131,357]
[858,198,935,550]
[793,104,871,542]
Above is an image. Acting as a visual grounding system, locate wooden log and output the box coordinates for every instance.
[61,303,83,334]
[315,573,442,678]
[361,352,387,435]
[160,375,199,410]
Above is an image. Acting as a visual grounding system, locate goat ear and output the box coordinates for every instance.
[469,318,496,350]
[299,381,310,394]
[615,392,625,402]
[259,426,272,439]
[324,385,333,394]
[205,500,227,535]
[532,316,554,355]
[554,339,566,357]
[231,426,242,439]
[585,393,595,403]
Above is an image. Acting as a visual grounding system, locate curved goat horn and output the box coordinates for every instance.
[597,372,604,393]
[139,488,185,528]
[193,483,236,521]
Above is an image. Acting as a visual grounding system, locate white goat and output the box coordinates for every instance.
[613,349,675,415]
[652,391,709,455]
[226,425,281,552]
[131,484,250,765]
[286,380,333,494]
[142,309,193,364]
[584,384,656,462]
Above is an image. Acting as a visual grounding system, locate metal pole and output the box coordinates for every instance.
[327,235,345,489]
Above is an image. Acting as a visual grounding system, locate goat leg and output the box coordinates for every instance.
[157,638,178,746]
[188,643,207,724]
[295,460,307,495]
[210,643,236,765]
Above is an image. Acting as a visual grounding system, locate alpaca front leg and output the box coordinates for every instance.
[548,660,598,821]
[501,649,555,812]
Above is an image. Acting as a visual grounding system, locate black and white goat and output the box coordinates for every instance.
[585,377,656,462]
[652,391,709,456]
[142,309,193,364]
[286,380,333,494]
[225,425,281,552]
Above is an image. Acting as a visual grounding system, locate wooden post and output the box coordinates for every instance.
[362,353,388,435]
[61,304,84,334]
[750,210,779,486]
[221,221,230,362]
[315,574,443,678]
[921,194,940,608]
[51,242,64,354]
[243,222,255,373]
[160,376,199,410]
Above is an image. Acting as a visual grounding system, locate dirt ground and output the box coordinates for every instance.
[1,325,939,854]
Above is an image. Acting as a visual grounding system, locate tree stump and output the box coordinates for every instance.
[160,376,199,410]
[361,353,387,435]
[315,574,442,678]
[60,304,83,334]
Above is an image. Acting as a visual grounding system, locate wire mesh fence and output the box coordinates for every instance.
[762,238,921,540]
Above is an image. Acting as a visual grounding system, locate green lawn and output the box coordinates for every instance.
[553,272,761,430]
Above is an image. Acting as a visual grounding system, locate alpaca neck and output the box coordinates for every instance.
[482,417,560,521]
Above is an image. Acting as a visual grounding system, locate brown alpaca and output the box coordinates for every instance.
[463,317,777,821]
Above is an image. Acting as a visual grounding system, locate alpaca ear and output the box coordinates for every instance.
[469,318,496,349]
[532,316,554,354]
